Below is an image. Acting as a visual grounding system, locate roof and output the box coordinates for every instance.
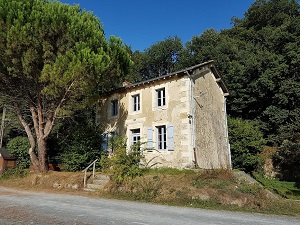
[102,60,229,96]
[0,148,16,160]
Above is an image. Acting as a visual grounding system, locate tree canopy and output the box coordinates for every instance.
[0,0,132,172]
[128,0,300,174]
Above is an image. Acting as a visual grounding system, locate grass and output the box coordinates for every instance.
[253,173,300,200]
[1,168,300,216]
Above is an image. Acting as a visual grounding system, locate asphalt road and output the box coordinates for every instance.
[0,186,299,225]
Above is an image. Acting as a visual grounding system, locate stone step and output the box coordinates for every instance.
[83,174,110,191]
[94,175,110,180]
[93,179,109,185]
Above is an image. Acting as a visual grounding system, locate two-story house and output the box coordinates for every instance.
[96,60,231,169]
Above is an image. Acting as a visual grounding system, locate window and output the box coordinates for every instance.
[132,94,140,112]
[156,88,166,107]
[101,131,117,155]
[156,125,166,150]
[131,129,141,145]
[111,100,118,116]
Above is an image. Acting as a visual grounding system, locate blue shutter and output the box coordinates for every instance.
[167,124,174,150]
[147,127,153,148]
[101,132,108,151]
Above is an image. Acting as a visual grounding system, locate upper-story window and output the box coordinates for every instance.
[111,99,118,116]
[156,88,166,107]
[132,94,140,112]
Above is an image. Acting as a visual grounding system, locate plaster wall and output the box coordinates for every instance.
[192,68,230,169]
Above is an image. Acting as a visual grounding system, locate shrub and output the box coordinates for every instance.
[100,138,146,185]
[7,136,31,169]
[48,109,102,171]
[58,125,102,171]
[272,140,300,182]
[228,117,266,173]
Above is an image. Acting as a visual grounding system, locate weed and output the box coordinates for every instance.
[237,184,263,194]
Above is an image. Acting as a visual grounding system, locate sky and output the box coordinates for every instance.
[58,0,255,52]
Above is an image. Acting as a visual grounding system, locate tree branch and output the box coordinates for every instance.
[43,80,76,139]
[15,106,40,170]
[29,97,40,139]
[37,94,44,139]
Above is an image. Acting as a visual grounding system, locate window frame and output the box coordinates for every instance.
[156,125,167,150]
[132,94,140,112]
[111,99,118,116]
[131,128,141,145]
[156,88,166,107]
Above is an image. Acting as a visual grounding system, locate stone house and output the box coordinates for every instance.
[96,61,231,169]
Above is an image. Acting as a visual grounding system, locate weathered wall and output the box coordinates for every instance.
[96,76,195,168]
[192,68,230,169]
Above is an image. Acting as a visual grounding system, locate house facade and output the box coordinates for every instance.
[96,61,231,169]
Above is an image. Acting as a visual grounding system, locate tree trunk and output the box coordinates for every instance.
[37,137,48,173]
[29,147,40,172]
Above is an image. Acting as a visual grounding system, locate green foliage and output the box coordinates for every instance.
[50,109,102,172]
[100,138,146,185]
[0,167,29,179]
[7,136,31,169]
[272,140,300,181]
[253,172,300,200]
[132,36,183,79]
[228,117,266,172]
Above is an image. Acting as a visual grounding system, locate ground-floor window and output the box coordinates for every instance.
[131,128,141,145]
[156,125,167,150]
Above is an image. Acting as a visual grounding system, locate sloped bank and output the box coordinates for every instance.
[1,169,300,216]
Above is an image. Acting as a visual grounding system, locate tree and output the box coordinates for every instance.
[224,0,300,144]
[0,0,132,172]
[133,36,183,79]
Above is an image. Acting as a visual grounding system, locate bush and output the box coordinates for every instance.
[58,123,102,172]
[100,138,146,185]
[61,143,101,172]
[272,140,300,182]
[7,136,31,169]
[47,108,103,171]
[228,117,266,173]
